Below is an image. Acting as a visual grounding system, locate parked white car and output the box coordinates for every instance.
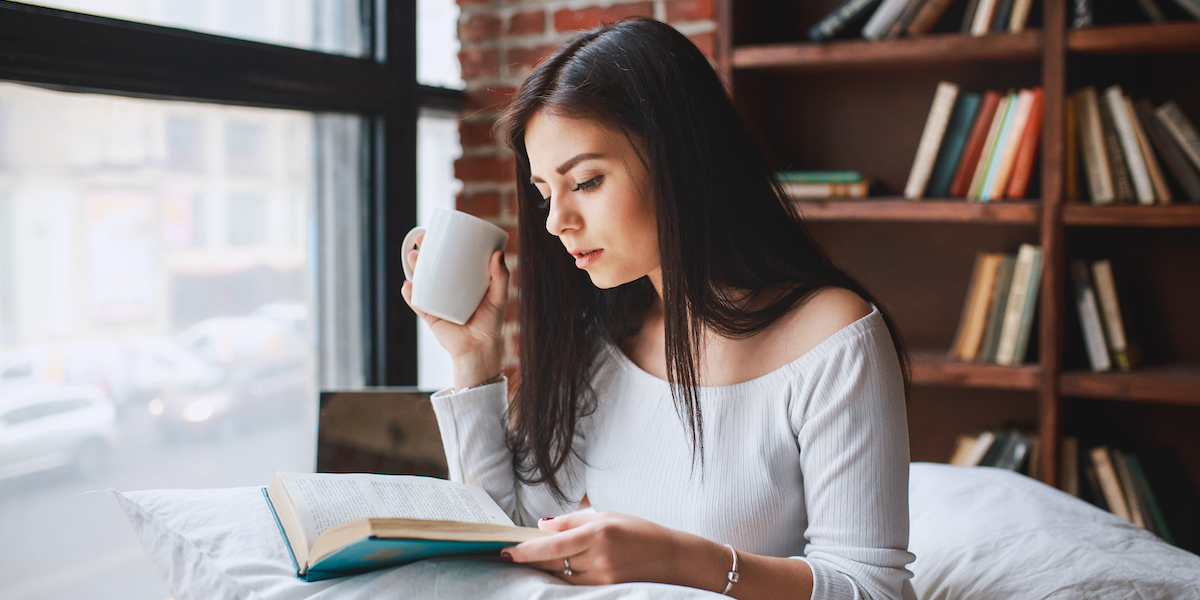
[0,385,118,481]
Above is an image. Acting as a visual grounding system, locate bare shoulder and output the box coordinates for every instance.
[772,287,873,360]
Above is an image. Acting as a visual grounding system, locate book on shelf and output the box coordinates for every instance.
[862,0,914,40]
[1070,259,1112,372]
[882,0,929,39]
[782,181,871,199]
[968,91,1013,200]
[950,90,1003,197]
[264,471,551,581]
[926,91,983,198]
[1157,100,1200,175]
[1072,444,1200,553]
[950,430,998,467]
[1125,95,1173,204]
[905,81,960,199]
[1104,85,1156,205]
[1135,98,1200,203]
[1074,87,1116,204]
[947,429,1036,474]
[992,0,1016,32]
[777,170,863,183]
[1006,87,1045,199]
[808,0,886,41]
[1098,90,1138,203]
[977,254,1017,364]
[995,243,1042,366]
[949,252,1005,361]
[983,88,1036,201]
[1090,259,1133,371]
[969,0,1002,35]
[907,0,958,35]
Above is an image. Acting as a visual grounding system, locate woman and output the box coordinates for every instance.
[402,17,915,600]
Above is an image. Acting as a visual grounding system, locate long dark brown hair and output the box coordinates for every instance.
[498,18,908,501]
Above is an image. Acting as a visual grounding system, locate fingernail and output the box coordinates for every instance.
[539,517,553,522]
[500,551,513,562]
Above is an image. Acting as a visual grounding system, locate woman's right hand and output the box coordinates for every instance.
[400,232,509,389]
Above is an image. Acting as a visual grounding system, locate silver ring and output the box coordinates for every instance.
[563,557,573,576]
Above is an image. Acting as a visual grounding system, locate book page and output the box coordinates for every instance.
[277,472,515,545]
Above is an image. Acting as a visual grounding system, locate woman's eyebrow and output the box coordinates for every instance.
[530,152,606,183]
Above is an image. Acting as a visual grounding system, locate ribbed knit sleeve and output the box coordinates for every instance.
[790,319,915,600]
[430,380,584,527]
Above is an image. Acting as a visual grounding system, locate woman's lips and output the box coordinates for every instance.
[574,249,602,269]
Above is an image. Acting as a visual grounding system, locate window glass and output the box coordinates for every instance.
[0,82,359,599]
[16,0,364,57]
[418,0,463,89]
[417,108,463,390]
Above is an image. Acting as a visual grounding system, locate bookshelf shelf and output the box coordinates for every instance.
[731,30,1042,71]
[911,350,1041,390]
[1062,204,1200,227]
[1067,22,1200,55]
[793,198,1040,223]
[1060,364,1200,406]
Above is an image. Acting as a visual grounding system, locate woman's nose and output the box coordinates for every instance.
[544,196,577,237]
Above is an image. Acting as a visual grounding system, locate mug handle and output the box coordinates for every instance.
[401,226,426,280]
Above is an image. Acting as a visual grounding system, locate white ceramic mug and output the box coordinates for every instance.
[402,208,509,325]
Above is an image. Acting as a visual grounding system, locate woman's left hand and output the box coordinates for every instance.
[501,511,726,590]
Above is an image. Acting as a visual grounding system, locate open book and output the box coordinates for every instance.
[264,472,552,581]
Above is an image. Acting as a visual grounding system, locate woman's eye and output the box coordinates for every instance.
[573,175,603,192]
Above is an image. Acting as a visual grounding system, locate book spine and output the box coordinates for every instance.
[1156,100,1200,173]
[964,430,997,466]
[979,90,1023,201]
[994,243,1036,365]
[783,181,870,198]
[1090,446,1134,523]
[961,0,983,33]
[905,81,960,199]
[970,0,1000,35]
[977,254,1015,364]
[1006,87,1045,199]
[907,0,957,35]
[1090,259,1131,372]
[969,93,1013,200]
[1099,94,1136,203]
[950,252,987,359]
[1008,0,1034,31]
[1137,98,1200,203]
[1010,245,1042,365]
[1071,259,1112,372]
[1125,454,1175,544]
[961,254,1004,362]
[1104,85,1156,204]
[1168,0,1200,19]
[1076,87,1116,205]
[1071,0,1094,28]
[1112,449,1147,528]
[1126,96,1172,204]
[987,88,1035,200]
[927,92,983,198]
[1066,93,1081,203]
[992,0,1016,31]
[862,0,916,40]
[950,90,1002,197]
[808,0,885,41]
[1132,0,1167,21]
[885,0,930,39]
[777,170,863,183]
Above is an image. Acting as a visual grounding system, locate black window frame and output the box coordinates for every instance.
[0,0,461,385]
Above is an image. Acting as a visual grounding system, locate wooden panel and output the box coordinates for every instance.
[795,199,1040,223]
[733,30,1042,71]
[911,350,1041,390]
[1061,364,1200,406]
[1063,204,1200,227]
[1068,22,1200,55]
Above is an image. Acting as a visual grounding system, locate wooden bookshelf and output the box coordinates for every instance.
[1063,204,1200,227]
[911,350,1041,391]
[1061,365,1200,406]
[719,0,1200,490]
[793,198,1040,223]
[732,30,1042,70]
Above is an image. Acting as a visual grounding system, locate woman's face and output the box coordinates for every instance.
[525,111,660,290]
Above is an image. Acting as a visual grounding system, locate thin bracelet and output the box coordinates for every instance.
[458,372,505,393]
[721,544,739,595]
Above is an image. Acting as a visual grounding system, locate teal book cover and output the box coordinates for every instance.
[927,93,982,199]
[261,488,512,582]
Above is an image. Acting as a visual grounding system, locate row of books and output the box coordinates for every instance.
[949,428,1040,477]
[1060,438,1200,553]
[1071,259,1135,372]
[1071,0,1200,28]
[949,244,1043,366]
[776,170,871,199]
[1068,87,1200,205]
[905,82,1044,201]
[809,0,1037,42]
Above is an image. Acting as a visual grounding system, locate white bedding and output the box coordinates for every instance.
[112,463,1200,600]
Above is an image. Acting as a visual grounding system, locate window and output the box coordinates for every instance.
[0,2,458,597]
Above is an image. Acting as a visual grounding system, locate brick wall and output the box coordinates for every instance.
[453,0,718,385]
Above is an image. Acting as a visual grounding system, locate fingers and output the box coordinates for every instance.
[503,524,595,565]
[403,232,424,276]
[486,250,509,305]
[537,512,601,532]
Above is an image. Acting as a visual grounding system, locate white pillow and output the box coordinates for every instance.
[111,486,717,600]
[909,462,1200,600]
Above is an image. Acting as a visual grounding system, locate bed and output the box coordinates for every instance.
[112,463,1200,600]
